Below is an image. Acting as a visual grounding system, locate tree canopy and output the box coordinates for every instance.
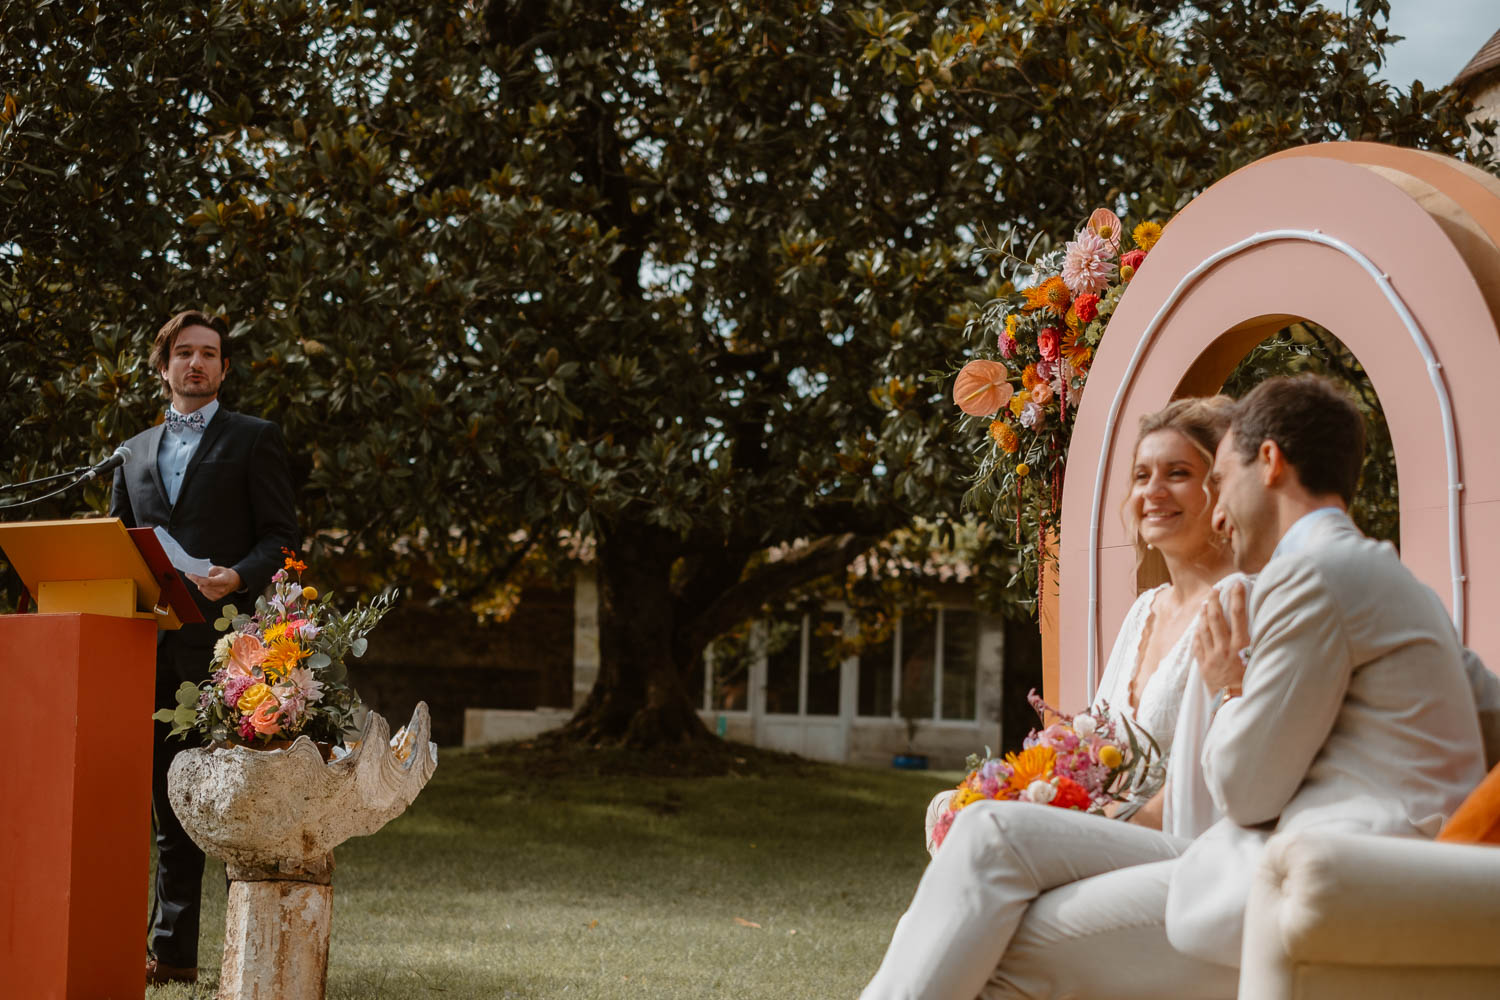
[1,0,1488,745]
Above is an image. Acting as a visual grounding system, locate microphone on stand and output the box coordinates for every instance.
[0,444,133,509]
[87,444,132,478]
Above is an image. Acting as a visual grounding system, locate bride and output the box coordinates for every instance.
[924,395,1248,849]
[871,396,1253,1000]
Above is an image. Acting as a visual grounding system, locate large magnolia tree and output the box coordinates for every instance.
[0,0,1485,746]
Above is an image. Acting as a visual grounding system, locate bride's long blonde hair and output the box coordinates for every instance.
[1122,395,1235,592]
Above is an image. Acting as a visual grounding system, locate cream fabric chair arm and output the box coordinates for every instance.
[1240,830,1500,1000]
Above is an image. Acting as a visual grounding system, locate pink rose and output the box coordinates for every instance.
[1037,327,1061,363]
[998,332,1017,358]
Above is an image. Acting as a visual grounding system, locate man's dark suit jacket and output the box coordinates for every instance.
[109,407,299,683]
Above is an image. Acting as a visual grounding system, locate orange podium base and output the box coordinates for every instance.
[2,613,157,1000]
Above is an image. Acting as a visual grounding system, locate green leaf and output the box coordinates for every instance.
[350,637,368,658]
[175,681,200,707]
[222,604,238,618]
[307,652,331,670]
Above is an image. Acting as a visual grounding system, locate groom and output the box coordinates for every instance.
[860,375,1484,999]
[1164,373,1487,965]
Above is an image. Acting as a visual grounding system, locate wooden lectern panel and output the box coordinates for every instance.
[1,613,157,999]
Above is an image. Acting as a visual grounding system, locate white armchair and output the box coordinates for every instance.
[1240,829,1500,999]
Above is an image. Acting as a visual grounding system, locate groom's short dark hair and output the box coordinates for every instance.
[1231,375,1366,504]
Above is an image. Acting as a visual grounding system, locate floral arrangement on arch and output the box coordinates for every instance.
[154,550,395,748]
[929,691,1163,850]
[954,209,1165,589]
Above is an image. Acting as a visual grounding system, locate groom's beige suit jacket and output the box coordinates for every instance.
[1166,511,1486,966]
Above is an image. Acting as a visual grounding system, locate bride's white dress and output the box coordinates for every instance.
[1093,573,1250,837]
[923,572,1250,851]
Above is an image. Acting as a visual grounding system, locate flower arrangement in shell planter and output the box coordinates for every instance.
[154,550,395,749]
[954,210,1166,599]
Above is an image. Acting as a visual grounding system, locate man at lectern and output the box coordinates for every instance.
[109,309,298,986]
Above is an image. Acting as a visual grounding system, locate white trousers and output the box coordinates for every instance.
[861,801,1240,1000]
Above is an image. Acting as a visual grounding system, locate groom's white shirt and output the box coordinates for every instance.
[1165,509,1486,965]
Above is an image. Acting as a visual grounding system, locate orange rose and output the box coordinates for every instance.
[249,697,282,737]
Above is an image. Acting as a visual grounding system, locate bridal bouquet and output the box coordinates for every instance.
[953,209,1166,588]
[154,550,395,748]
[929,691,1162,850]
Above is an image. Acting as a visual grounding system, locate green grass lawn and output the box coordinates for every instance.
[149,745,957,999]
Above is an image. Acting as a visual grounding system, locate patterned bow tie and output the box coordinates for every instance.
[164,409,208,433]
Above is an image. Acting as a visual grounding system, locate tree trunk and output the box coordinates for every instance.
[560,525,714,748]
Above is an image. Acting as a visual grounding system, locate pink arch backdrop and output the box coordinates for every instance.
[1047,141,1500,711]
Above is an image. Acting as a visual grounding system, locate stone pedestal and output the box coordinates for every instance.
[168,703,437,1000]
[219,878,333,1000]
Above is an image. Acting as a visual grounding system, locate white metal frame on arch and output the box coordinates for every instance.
[1084,228,1465,701]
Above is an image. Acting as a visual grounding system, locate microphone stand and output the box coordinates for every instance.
[0,465,103,492]
[0,459,124,511]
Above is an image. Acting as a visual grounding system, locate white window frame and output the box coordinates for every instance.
[860,605,979,724]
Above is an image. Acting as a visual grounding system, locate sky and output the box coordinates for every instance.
[1317,0,1500,89]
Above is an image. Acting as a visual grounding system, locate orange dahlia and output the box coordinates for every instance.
[1004,745,1056,795]
[1022,275,1071,318]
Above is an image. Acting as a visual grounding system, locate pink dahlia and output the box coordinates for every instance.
[1061,229,1115,296]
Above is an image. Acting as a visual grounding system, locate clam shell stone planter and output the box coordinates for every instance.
[168,703,438,1000]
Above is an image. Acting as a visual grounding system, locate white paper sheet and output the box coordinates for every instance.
[153,526,214,576]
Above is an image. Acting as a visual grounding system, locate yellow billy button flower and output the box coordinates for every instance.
[1098,745,1124,769]
[1016,463,1030,477]
[237,682,273,713]
[302,586,318,601]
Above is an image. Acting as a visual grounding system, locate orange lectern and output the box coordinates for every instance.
[0,518,202,1000]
